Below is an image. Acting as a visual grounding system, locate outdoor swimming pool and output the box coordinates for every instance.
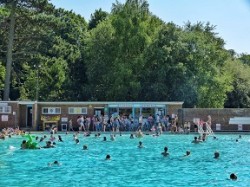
[0,133,249,187]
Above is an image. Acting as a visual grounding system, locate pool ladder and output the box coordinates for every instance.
[198,122,214,136]
[205,123,214,136]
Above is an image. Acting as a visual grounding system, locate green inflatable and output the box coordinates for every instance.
[24,134,38,149]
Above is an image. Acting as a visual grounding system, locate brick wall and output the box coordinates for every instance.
[178,108,250,131]
[0,102,19,129]
[168,104,182,116]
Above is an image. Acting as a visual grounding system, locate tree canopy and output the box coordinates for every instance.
[0,0,249,108]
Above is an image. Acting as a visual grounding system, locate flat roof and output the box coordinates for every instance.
[0,101,184,105]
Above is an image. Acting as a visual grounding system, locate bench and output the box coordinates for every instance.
[229,117,250,125]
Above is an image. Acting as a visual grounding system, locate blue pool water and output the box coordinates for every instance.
[0,133,249,187]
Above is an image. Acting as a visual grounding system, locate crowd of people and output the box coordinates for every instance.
[0,127,24,140]
[0,124,240,181]
[0,113,240,182]
[70,113,189,134]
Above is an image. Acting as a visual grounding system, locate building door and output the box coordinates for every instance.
[94,108,104,116]
[27,106,33,128]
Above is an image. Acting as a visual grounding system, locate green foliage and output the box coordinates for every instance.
[224,60,250,108]
[88,8,108,30]
[239,54,250,65]
[0,0,248,107]
[0,61,5,90]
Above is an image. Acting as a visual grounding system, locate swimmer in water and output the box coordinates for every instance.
[103,136,107,141]
[48,160,61,166]
[58,135,63,142]
[43,141,55,148]
[214,151,220,159]
[138,141,144,148]
[110,134,115,141]
[230,173,237,180]
[21,140,27,149]
[83,145,88,150]
[105,154,111,160]
[75,139,80,144]
[130,134,134,139]
[192,137,200,144]
[184,151,191,157]
[161,146,169,157]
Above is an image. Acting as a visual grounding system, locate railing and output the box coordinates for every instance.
[197,124,204,135]
[205,123,214,136]
[193,118,214,136]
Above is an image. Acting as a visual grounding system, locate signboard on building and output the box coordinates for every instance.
[1,115,8,121]
[238,124,243,131]
[108,104,165,108]
[216,124,221,131]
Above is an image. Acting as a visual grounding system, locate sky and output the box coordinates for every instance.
[50,0,250,54]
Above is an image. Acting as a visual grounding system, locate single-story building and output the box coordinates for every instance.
[0,101,183,131]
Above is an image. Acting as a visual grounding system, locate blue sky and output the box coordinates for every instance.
[50,0,250,54]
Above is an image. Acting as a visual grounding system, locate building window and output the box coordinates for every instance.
[42,107,61,114]
[0,106,12,114]
[68,107,87,114]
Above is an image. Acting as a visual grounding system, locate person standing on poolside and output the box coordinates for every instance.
[68,119,74,131]
[138,114,143,131]
[206,115,212,126]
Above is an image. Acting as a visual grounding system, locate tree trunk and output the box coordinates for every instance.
[3,1,16,101]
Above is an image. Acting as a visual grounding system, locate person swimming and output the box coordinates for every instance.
[48,160,61,166]
[214,151,220,159]
[58,135,63,142]
[130,134,134,139]
[192,137,201,144]
[161,146,169,157]
[110,134,115,141]
[43,141,55,148]
[103,136,107,141]
[39,137,44,142]
[21,140,27,149]
[83,145,88,150]
[105,154,111,160]
[184,151,191,157]
[75,139,80,144]
[230,173,237,180]
[138,141,144,148]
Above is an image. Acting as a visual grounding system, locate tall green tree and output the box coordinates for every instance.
[141,22,233,107]
[18,8,88,101]
[0,0,51,100]
[88,8,108,30]
[1,3,88,101]
[183,22,233,107]
[224,60,250,108]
